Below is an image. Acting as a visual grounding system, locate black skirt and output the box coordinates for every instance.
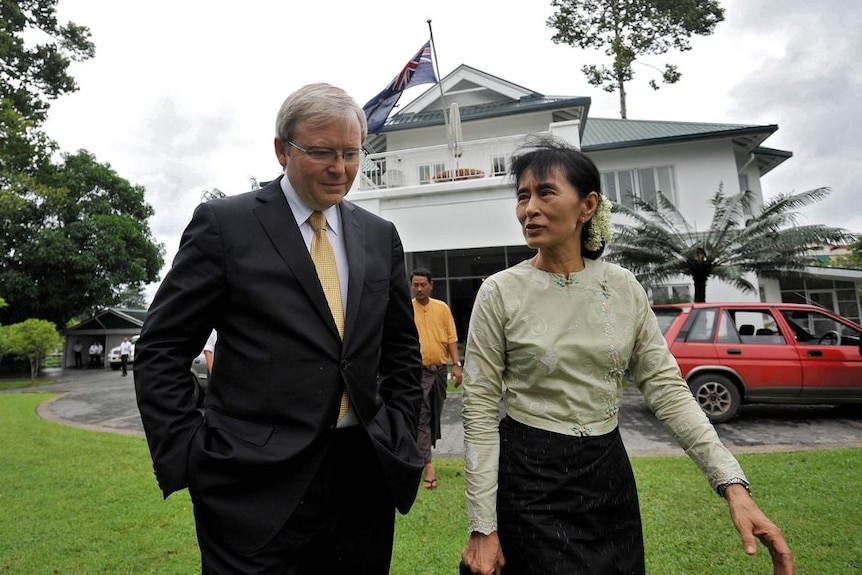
[497,416,645,575]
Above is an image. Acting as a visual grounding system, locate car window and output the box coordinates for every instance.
[728,310,786,345]
[716,310,741,343]
[653,308,682,335]
[781,309,861,346]
[685,308,716,342]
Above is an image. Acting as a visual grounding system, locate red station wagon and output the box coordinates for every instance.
[652,302,862,422]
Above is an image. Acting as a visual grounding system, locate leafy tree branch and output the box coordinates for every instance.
[548,0,724,118]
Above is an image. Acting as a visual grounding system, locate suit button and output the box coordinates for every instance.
[340,360,349,371]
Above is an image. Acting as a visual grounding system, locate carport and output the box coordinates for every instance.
[63,308,147,369]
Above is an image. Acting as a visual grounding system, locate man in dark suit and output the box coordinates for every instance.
[134,82,423,574]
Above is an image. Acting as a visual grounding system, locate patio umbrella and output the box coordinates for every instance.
[447,102,463,161]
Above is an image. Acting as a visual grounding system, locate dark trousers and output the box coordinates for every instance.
[120,354,129,375]
[418,365,447,464]
[196,426,396,575]
[74,352,83,368]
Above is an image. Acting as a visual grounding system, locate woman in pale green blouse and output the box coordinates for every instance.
[459,137,794,575]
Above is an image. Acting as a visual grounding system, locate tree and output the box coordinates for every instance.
[0,324,8,367]
[0,98,57,186]
[116,284,148,309]
[0,2,162,327]
[5,318,62,379]
[0,298,8,367]
[828,237,862,270]
[605,186,857,302]
[0,150,164,327]
[547,0,724,118]
[0,0,95,122]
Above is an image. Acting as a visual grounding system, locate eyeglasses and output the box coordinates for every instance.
[286,141,363,164]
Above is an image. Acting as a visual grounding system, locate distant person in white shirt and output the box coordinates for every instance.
[120,337,133,376]
[88,342,101,369]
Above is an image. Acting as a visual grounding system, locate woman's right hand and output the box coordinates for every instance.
[461,531,505,575]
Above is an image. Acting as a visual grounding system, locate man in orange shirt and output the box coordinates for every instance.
[410,268,462,489]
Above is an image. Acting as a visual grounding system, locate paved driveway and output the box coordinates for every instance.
[17,368,862,457]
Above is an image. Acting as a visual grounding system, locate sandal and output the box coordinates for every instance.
[422,477,438,489]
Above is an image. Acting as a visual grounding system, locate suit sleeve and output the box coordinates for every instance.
[376,223,423,438]
[133,202,224,497]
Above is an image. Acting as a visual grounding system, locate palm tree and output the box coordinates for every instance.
[605,186,856,302]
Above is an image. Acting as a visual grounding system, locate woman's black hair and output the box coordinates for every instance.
[509,135,606,259]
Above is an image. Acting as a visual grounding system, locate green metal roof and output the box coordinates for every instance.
[382,95,591,131]
[752,146,794,176]
[581,117,778,152]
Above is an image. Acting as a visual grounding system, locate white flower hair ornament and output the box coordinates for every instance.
[585,194,613,252]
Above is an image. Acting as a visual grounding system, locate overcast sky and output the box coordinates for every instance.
[44,0,861,301]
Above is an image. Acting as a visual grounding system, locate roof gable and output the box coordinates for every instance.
[370,64,590,143]
[401,64,535,114]
[67,308,147,332]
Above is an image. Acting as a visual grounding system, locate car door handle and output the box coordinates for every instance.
[807,350,823,357]
[726,349,742,355]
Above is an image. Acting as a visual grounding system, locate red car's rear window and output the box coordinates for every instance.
[653,308,683,335]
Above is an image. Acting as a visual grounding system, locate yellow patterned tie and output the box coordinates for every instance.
[309,211,349,420]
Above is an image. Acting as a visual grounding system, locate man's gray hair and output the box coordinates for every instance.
[275,82,368,144]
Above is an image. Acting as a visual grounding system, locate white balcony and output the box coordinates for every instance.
[348,122,582,252]
[359,133,536,192]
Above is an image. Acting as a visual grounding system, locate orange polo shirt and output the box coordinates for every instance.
[412,297,458,366]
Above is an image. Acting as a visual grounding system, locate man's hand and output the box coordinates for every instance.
[452,364,463,388]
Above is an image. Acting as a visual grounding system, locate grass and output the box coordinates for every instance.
[2,393,861,574]
[0,377,58,391]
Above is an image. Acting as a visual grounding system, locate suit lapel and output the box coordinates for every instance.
[340,201,366,342]
[253,179,340,339]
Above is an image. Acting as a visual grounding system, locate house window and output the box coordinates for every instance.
[419,163,446,184]
[738,174,753,217]
[492,156,507,176]
[781,279,862,325]
[738,174,749,194]
[419,165,431,184]
[651,284,691,304]
[602,166,676,209]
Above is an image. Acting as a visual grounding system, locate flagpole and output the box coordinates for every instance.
[428,19,455,178]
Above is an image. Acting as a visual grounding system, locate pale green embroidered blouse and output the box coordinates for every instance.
[462,259,746,535]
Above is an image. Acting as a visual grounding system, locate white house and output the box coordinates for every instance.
[350,64,862,337]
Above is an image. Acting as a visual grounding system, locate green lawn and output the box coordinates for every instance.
[1,393,860,574]
[0,377,58,391]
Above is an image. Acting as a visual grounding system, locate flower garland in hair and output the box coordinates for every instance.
[585,194,613,252]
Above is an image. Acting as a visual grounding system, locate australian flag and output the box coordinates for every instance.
[363,41,437,135]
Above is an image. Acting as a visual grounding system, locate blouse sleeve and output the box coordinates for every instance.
[461,278,507,534]
[626,278,747,490]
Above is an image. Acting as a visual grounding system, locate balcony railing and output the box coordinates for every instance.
[359,133,543,191]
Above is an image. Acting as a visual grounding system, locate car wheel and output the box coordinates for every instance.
[689,374,741,423]
[110,363,120,371]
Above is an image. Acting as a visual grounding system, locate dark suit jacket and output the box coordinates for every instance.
[134,178,423,551]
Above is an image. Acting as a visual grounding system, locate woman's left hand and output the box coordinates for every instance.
[724,484,794,574]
